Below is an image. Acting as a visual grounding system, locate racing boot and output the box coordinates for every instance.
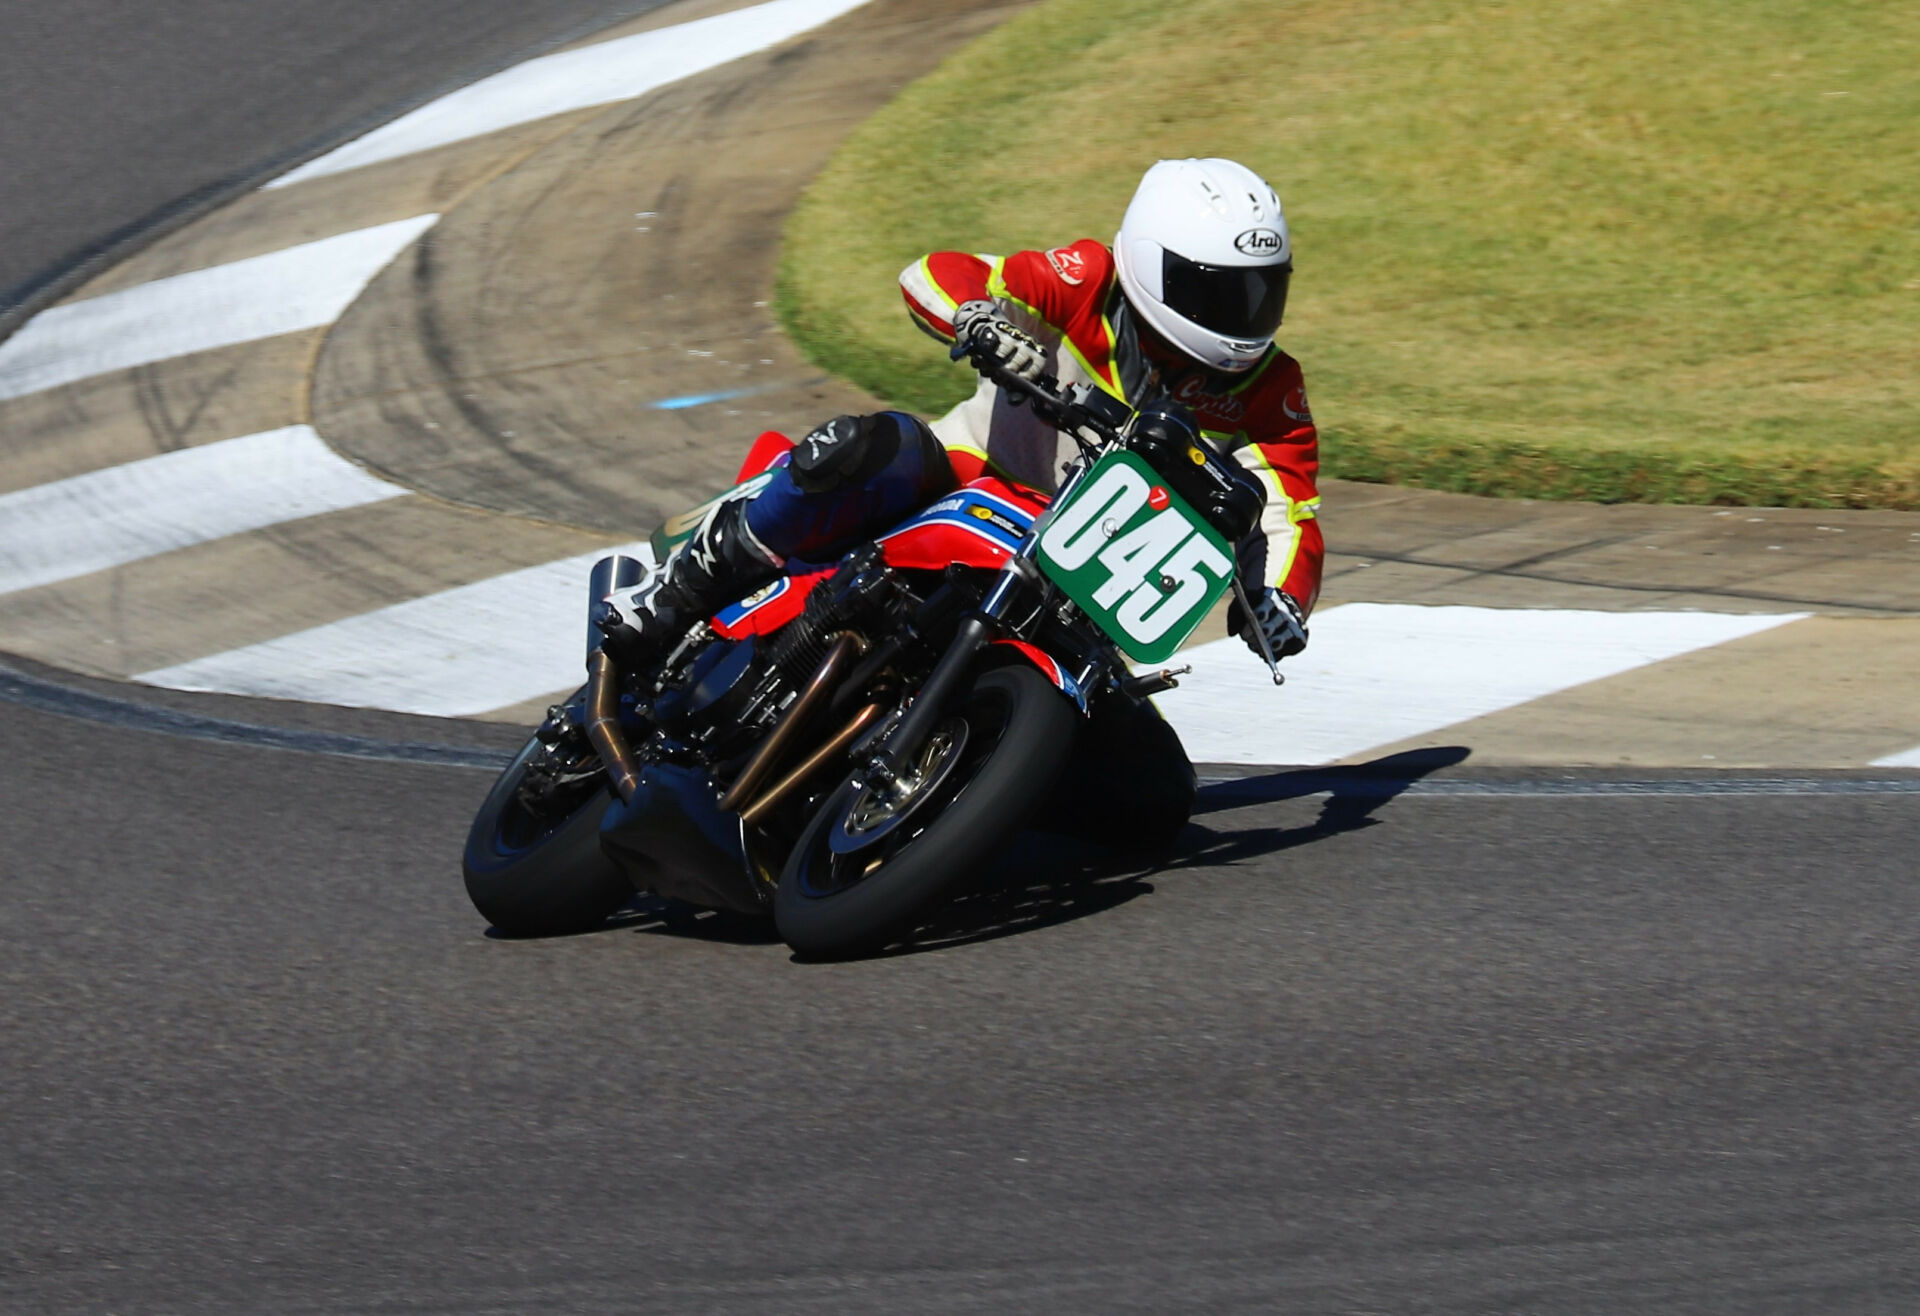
[615,497,781,660]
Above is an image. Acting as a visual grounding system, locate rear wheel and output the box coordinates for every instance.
[463,733,633,936]
[775,664,1077,957]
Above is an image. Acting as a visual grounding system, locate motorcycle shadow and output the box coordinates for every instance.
[603,895,786,945]
[827,747,1474,958]
[873,831,1161,958]
[1165,745,1472,872]
[561,746,1467,954]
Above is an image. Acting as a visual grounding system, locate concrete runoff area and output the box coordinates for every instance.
[310,0,1029,532]
[0,216,438,400]
[1318,480,1920,617]
[0,497,611,679]
[266,0,881,187]
[0,0,691,319]
[0,333,322,496]
[1158,606,1807,767]
[0,0,1913,757]
[137,541,652,717]
[1357,616,1920,770]
[0,426,406,596]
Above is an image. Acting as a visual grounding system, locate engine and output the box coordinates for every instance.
[646,545,911,759]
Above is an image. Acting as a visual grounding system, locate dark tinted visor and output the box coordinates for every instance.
[1161,251,1291,339]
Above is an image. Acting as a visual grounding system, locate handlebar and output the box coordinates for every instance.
[948,338,1132,455]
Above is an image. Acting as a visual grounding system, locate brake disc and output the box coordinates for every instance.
[826,716,970,856]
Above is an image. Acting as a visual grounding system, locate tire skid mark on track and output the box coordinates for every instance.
[0,661,507,769]
[4,655,1914,793]
[0,425,406,596]
[0,216,437,400]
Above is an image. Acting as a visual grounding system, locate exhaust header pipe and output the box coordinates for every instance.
[584,648,642,805]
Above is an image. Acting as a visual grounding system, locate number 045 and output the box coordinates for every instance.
[1039,463,1232,645]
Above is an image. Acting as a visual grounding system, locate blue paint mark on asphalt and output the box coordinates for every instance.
[646,375,829,411]
[649,387,760,410]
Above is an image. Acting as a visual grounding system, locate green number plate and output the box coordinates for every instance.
[1035,450,1234,664]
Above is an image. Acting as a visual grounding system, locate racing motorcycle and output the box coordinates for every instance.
[462,348,1275,956]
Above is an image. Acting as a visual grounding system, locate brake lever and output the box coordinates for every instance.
[1230,574,1286,687]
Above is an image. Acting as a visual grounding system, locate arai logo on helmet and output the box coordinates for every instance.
[1234,228,1284,257]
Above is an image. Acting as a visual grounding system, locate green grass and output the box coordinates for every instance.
[777,0,1920,507]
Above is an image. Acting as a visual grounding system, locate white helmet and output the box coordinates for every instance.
[1113,158,1292,373]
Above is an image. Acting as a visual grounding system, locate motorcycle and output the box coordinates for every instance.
[462,347,1275,956]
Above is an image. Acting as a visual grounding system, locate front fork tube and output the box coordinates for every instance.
[864,555,1042,795]
[864,452,1102,795]
[866,614,992,794]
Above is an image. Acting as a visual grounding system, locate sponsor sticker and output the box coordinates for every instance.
[1234,228,1284,257]
[1171,374,1247,426]
[967,503,1023,536]
[1045,245,1089,286]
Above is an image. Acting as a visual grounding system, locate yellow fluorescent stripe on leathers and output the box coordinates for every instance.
[984,265,1124,400]
[1227,438,1319,590]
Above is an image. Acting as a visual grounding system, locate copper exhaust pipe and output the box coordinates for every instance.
[739,701,886,828]
[584,648,643,804]
[719,631,866,813]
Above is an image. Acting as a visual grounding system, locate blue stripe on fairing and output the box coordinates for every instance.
[881,488,1034,548]
[713,576,793,626]
[879,516,1021,551]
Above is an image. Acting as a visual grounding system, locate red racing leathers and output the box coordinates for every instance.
[900,238,1323,614]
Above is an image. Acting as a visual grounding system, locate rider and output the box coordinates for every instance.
[631,158,1321,847]
[901,157,1322,658]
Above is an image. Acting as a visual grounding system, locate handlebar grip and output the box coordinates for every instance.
[950,336,1065,406]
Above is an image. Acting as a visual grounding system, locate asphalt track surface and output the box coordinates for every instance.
[5,3,1920,1311]
[0,0,674,326]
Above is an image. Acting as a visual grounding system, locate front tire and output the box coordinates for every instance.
[463,735,634,936]
[774,664,1077,957]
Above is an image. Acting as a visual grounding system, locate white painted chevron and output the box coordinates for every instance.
[0,215,437,401]
[0,426,407,596]
[1155,604,1809,766]
[267,0,877,187]
[137,544,654,718]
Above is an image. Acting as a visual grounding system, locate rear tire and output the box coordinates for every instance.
[774,664,1076,957]
[463,735,634,937]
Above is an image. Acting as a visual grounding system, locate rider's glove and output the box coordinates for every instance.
[1231,586,1309,662]
[952,298,1047,384]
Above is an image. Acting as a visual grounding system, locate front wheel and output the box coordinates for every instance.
[774,664,1077,957]
[463,734,633,936]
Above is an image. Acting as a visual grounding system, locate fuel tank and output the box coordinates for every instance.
[875,477,1046,571]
